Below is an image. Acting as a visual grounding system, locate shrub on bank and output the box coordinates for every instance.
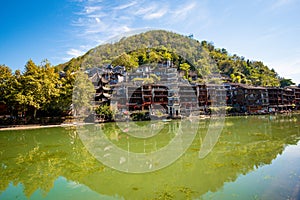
[130,111,150,121]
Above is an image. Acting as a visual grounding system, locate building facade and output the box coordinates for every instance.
[90,65,300,117]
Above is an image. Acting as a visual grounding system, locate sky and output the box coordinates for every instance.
[1,0,300,84]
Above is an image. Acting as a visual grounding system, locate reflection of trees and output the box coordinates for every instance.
[0,115,299,199]
[0,127,104,198]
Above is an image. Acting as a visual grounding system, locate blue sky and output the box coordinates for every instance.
[1,0,300,84]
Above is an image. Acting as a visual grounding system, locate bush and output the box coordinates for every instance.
[130,111,150,121]
[95,104,114,121]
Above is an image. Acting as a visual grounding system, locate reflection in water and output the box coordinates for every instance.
[0,114,299,199]
[77,119,199,173]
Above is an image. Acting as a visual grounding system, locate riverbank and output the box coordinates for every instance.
[0,115,76,131]
[1,111,299,131]
[0,123,77,131]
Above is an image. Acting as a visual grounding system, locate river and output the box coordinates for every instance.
[0,114,300,200]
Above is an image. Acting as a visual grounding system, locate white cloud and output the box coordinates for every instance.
[70,0,141,43]
[72,17,85,26]
[172,2,196,18]
[114,1,137,10]
[85,6,102,14]
[63,45,93,61]
[86,0,103,3]
[87,13,106,18]
[132,3,168,20]
[67,48,85,57]
[116,25,132,33]
[66,0,204,59]
[95,17,100,23]
[85,24,108,34]
[135,6,155,15]
[143,9,167,20]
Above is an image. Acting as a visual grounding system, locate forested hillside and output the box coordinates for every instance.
[57,30,281,86]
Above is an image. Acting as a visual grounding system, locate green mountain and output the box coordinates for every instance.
[57,30,280,86]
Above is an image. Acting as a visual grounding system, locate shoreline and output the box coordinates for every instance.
[0,123,76,131]
[0,111,299,131]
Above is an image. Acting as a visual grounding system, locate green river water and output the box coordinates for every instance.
[0,114,300,200]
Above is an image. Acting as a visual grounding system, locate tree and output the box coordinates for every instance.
[230,74,241,83]
[52,71,75,115]
[95,104,114,121]
[3,70,23,117]
[14,60,40,118]
[111,53,138,71]
[179,63,191,79]
[15,60,61,118]
[148,51,161,63]
[280,78,295,87]
[196,48,218,78]
[72,71,95,117]
[0,65,13,103]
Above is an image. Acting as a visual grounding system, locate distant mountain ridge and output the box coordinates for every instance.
[57,30,281,86]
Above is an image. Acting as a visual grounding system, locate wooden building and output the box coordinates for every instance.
[267,87,283,112]
[89,64,300,117]
[228,83,268,113]
[283,87,296,109]
[197,84,208,108]
[286,86,300,109]
[206,84,227,107]
[178,84,198,115]
[90,73,113,106]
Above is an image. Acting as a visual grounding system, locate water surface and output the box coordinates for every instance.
[0,114,300,199]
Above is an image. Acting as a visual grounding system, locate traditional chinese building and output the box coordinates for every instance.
[197,84,208,108]
[89,63,300,117]
[228,83,268,113]
[90,65,126,106]
[177,84,197,115]
[286,86,300,109]
[267,87,283,112]
[283,87,296,110]
[206,84,227,107]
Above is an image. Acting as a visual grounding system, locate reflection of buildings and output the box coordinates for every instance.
[1,116,300,199]
[88,65,300,116]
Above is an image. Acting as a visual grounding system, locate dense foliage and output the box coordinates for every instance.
[0,60,75,120]
[95,104,114,121]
